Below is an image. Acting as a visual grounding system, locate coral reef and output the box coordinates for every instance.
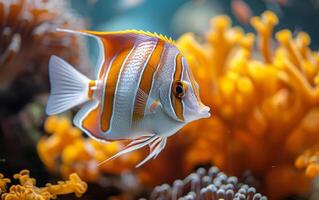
[0,169,87,200]
[173,10,318,199]
[0,0,88,114]
[35,10,319,200]
[148,166,267,200]
[37,115,141,182]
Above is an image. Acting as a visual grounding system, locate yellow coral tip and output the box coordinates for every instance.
[250,16,260,27]
[263,11,278,25]
[276,29,292,44]
[297,32,311,46]
[211,15,231,30]
[69,173,88,197]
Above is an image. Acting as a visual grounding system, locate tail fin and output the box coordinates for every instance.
[46,55,90,115]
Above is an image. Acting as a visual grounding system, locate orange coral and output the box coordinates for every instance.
[37,115,142,182]
[1,170,87,200]
[0,173,10,194]
[295,146,319,178]
[172,10,319,199]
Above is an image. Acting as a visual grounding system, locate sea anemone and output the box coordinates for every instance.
[148,166,267,200]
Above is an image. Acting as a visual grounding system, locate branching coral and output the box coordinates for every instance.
[148,166,267,200]
[0,169,87,200]
[172,10,319,199]
[0,0,89,113]
[37,116,141,182]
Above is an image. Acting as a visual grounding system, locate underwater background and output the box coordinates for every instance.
[1,0,319,199]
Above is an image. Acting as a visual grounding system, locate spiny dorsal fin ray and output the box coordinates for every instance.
[79,29,175,45]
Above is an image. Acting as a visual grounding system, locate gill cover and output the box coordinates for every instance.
[159,81,178,120]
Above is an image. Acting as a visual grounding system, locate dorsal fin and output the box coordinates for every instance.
[77,30,138,80]
[56,29,175,80]
[81,29,175,45]
[56,28,135,80]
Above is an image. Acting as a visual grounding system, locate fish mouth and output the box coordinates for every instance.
[199,106,211,118]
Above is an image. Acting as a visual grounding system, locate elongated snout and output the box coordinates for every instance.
[199,105,211,118]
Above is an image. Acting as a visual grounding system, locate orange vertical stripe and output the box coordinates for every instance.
[78,30,135,81]
[132,40,165,122]
[79,31,135,136]
[101,48,133,132]
[82,105,100,136]
[171,54,184,121]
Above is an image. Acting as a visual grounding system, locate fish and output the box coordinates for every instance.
[46,29,211,167]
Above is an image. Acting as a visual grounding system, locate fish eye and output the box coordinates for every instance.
[173,80,187,98]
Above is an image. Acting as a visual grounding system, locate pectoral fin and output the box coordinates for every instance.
[149,100,161,113]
